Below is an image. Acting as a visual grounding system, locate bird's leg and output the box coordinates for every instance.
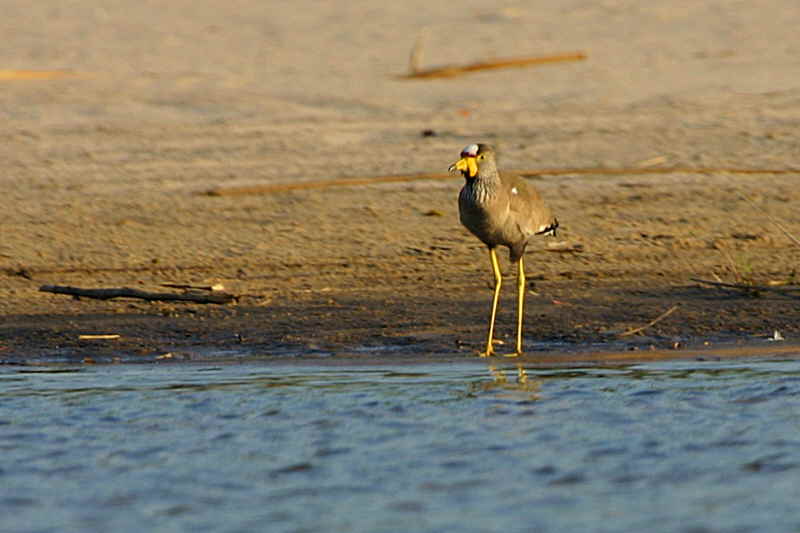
[481,247,502,357]
[488,364,507,383]
[507,256,525,357]
[516,364,528,384]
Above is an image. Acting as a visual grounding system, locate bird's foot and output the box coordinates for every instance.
[503,351,523,358]
[479,338,505,357]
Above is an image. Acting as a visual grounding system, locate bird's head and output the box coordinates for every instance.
[448,143,495,178]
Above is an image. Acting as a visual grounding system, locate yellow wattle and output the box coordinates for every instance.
[466,157,478,177]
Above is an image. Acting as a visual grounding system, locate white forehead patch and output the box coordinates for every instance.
[511,187,518,195]
[461,144,479,157]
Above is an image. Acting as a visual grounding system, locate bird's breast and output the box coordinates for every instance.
[458,185,511,246]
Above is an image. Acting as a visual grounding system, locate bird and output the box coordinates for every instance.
[448,143,558,357]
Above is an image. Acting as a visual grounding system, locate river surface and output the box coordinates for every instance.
[2,357,800,533]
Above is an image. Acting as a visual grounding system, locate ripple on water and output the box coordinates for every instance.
[2,359,800,533]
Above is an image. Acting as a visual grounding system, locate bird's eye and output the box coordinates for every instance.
[477,154,485,161]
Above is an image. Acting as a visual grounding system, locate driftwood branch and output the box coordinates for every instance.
[203,167,798,197]
[39,285,237,304]
[397,52,587,80]
[619,305,680,337]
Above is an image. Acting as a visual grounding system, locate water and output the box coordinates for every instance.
[2,358,800,533]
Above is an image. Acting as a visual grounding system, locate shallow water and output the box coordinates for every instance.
[2,358,800,533]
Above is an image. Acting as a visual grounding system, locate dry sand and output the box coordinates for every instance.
[1,1,799,363]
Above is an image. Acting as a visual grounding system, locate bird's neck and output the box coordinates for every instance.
[465,173,500,203]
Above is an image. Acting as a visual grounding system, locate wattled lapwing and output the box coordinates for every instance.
[449,143,558,357]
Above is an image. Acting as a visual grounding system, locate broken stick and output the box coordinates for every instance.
[619,304,680,337]
[397,52,587,80]
[160,282,225,292]
[408,30,427,74]
[0,69,79,80]
[203,167,798,197]
[39,285,237,304]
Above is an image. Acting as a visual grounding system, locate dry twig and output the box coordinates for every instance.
[205,172,451,196]
[618,304,680,337]
[0,69,78,80]
[204,167,798,197]
[397,52,587,80]
[408,31,427,74]
[691,278,800,298]
[160,282,225,292]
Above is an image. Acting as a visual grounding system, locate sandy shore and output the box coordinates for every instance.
[1,1,799,362]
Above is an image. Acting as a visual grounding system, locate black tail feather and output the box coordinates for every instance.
[536,218,559,237]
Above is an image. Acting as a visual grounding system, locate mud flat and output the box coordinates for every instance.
[1,1,799,362]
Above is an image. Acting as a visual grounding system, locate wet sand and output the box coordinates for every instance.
[1,1,799,362]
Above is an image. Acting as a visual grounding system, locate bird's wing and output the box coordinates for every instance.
[504,173,556,237]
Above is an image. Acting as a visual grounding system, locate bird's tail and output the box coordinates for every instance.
[536,218,559,237]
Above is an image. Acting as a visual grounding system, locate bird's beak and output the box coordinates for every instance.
[448,156,478,177]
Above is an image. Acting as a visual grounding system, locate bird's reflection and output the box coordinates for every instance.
[469,364,541,399]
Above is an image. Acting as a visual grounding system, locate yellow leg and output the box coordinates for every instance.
[517,364,528,384]
[488,364,507,383]
[506,256,525,357]
[481,248,502,357]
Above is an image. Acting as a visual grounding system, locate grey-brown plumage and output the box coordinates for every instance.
[449,143,558,357]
